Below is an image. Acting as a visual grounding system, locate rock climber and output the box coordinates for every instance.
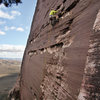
[49,4,64,27]
[49,8,59,26]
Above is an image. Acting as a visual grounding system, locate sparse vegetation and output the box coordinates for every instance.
[0,0,22,7]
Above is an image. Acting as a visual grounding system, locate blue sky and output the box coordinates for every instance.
[0,0,37,58]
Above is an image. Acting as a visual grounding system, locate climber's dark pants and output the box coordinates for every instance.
[49,15,57,26]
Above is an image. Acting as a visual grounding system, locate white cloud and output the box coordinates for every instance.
[0,44,25,52]
[5,26,9,31]
[11,11,21,16]
[16,27,24,32]
[0,4,6,9]
[10,26,16,30]
[0,30,5,35]
[5,26,24,32]
[0,20,6,25]
[0,44,25,58]
[5,26,16,31]
[0,9,21,19]
[0,10,14,19]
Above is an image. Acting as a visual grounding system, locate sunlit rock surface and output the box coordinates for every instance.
[10,0,100,100]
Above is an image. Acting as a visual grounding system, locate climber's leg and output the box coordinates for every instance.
[51,17,57,26]
[49,15,60,27]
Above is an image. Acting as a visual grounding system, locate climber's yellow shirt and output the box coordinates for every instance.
[49,10,58,16]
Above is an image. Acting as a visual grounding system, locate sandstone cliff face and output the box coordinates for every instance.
[17,0,100,100]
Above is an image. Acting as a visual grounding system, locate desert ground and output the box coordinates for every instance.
[0,59,21,100]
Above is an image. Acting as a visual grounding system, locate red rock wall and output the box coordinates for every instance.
[19,0,100,100]
[78,9,100,100]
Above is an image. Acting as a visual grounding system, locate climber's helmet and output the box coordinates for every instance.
[51,8,54,10]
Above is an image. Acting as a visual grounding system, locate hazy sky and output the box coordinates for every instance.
[0,0,37,58]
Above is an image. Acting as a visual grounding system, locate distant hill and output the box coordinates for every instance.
[0,59,21,76]
[0,59,21,100]
[0,57,22,61]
